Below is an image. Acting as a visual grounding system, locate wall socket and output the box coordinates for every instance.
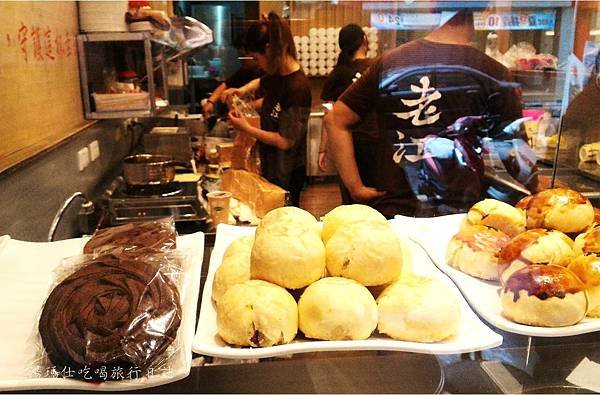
[77,147,90,171]
[89,140,100,161]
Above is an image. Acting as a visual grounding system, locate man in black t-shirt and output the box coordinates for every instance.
[325,11,522,217]
[202,53,264,119]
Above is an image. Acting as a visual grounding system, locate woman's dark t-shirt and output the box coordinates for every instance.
[321,58,373,102]
[259,69,312,190]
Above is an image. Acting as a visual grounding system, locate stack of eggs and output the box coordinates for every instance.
[294,27,379,77]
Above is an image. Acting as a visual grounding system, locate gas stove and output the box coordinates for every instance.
[100,177,208,233]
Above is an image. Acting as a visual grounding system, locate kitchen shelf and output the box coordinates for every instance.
[77,32,169,120]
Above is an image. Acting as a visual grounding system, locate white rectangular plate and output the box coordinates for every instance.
[0,232,204,391]
[393,214,600,337]
[192,223,502,359]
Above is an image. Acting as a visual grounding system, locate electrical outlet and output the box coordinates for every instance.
[89,140,100,161]
[77,147,90,171]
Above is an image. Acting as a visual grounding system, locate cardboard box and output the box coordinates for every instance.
[221,169,288,217]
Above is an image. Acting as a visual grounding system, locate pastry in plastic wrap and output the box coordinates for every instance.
[83,217,177,256]
[461,199,526,237]
[251,225,326,289]
[568,255,600,317]
[517,188,594,233]
[573,224,600,256]
[326,221,403,286]
[220,169,287,218]
[446,225,511,281]
[377,276,461,342]
[255,206,320,238]
[322,204,387,244]
[500,265,587,327]
[38,255,181,380]
[216,280,297,347]
[212,235,254,305]
[298,277,377,340]
[498,229,575,284]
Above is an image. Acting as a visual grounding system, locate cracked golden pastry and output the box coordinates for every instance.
[446,225,511,281]
[500,265,587,327]
[460,199,526,237]
[377,276,461,342]
[573,224,600,256]
[321,204,387,244]
[498,229,575,284]
[568,255,600,317]
[326,221,403,286]
[251,225,326,289]
[517,188,594,233]
[212,235,254,305]
[216,280,298,347]
[298,277,377,340]
[255,206,320,238]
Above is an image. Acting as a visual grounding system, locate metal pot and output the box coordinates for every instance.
[123,154,185,185]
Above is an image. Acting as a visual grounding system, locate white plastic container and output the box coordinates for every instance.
[79,1,129,32]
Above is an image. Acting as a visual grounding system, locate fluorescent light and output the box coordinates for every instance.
[590,29,600,36]
[545,30,555,36]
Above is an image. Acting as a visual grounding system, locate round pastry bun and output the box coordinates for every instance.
[568,255,600,317]
[222,235,255,261]
[256,206,320,238]
[326,221,403,286]
[446,225,510,281]
[298,277,378,340]
[217,280,298,347]
[251,225,326,289]
[212,236,254,304]
[377,276,461,342]
[519,188,594,233]
[462,199,526,237]
[500,265,587,327]
[573,224,600,256]
[498,229,575,284]
[322,204,387,244]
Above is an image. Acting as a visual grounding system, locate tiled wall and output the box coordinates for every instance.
[0,119,150,242]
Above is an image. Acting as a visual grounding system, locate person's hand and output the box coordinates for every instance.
[350,185,385,203]
[228,110,251,132]
[202,100,214,119]
[318,151,329,172]
[221,88,241,105]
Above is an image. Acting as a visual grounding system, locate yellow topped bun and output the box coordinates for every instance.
[298,277,377,340]
[326,221,403,286]
[251,225,326,289]
[217,280,298,347]
[377,276,461,342]
[322,204,387,244]
[256,206,320,238]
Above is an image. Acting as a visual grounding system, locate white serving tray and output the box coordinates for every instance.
[0,232,204,391]
[192,223,502,359]
[393,214,600,337]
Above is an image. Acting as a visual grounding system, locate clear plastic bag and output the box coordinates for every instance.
[32,250,189,382]
[230,95,261,174]
[83,217,177,256]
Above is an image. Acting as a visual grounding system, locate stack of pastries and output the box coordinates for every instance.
[446,188,598,327]
[213,204,462,347]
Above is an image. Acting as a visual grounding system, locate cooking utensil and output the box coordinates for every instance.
[123,154,188,185]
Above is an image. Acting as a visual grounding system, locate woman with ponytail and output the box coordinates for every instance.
[319,24,377,204]
[225,12,311,207]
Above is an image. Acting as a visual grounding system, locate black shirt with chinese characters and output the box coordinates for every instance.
[339,38,523,217]
[258,68,312,194]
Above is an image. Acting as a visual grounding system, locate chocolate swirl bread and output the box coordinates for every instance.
[83,219,177,256]
[39,255,181,380]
